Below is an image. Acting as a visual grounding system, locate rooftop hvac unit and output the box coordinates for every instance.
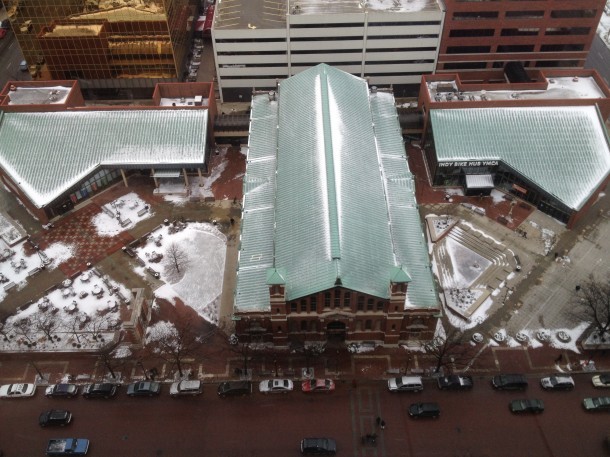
[194,95,203,106]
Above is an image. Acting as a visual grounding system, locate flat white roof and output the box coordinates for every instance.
[427,76,606,103]
[7,86,72,105]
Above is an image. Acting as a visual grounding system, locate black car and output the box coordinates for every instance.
[408,402,441,418]
[491,374,528,390]
[82,383,118,399]
[437,375,473,390]
[45,384,79,398]
[39,409,72,427]
[510,399,544,414]
[300,438,337,455]
[126,381,161,397]
[217,381,252,398]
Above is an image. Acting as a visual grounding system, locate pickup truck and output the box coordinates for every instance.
[46,438,90,456]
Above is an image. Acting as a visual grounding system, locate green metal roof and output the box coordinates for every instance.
[430,107,610,210]
[235,64,438,312]
[0,109,208,207]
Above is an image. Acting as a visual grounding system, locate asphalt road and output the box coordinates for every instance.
[0,27,29,90]
[1,375,609,457]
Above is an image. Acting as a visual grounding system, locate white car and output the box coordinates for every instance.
[259,379,293,394]
[170,380,202,396]
[592,373,610,388]
[0,383,36,398]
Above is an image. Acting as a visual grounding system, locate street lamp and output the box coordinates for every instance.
[136,360,149,380]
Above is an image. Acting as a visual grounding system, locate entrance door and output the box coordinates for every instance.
[326,321,346,342]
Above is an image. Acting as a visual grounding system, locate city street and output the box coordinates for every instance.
[0,374,608,456]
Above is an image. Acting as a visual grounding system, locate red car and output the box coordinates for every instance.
[0,28,7,39]
[302,379,335,393]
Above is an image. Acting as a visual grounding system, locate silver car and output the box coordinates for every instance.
[259,379,293,394]
[540,374,574,391]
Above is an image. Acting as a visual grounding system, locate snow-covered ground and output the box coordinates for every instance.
[133,222,226,325]
[0,192,227,352]
[91,192,154,236]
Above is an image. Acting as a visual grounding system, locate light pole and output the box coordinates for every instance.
[30,361,44,379]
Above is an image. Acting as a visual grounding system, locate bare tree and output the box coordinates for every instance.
[63,313,87,346]
[146,318,215,378]
[289,337,326,372]
[425,328,475,374]
[12,317,35,344]
[31,312,60,342]
[165,242,189,274]
[572,275,610,341]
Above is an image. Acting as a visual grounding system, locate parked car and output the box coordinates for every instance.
[540,374,574,391]
[491,374,528,390]
[19,60,28,71]
[300,438,337,455]
[170,380,202,396]
[592,373,610,388]
[582,396,610,411]
[387,376,423,392]
[46,438,89,456]
[39,410,72,427]
[437,375,473,390]
[510,399,544,414]
[217,381,252,398]
[0,28,7,39]
[0,383,36,398]
[126,381,161,397]
[408,402,440,418]
[302,379,335,393]
[82,383,117,399]
[259,379,294,394]
[46,384,79,398]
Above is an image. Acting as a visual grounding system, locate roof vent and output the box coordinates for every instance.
[572,76,579,82]
[268,91,276,102]
[510,92,519,99]
[334,277,342,286]
[180,97,186,103]
[291,4,300,14]
[9,85,16,91]
[370,85,377,94]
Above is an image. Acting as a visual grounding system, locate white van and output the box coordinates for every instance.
[387,376,423,392]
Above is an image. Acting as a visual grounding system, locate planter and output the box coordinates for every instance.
[556,331,571,343]
[493,331,506,343]
[536,330,551,342]
[515,332,529,343]
[472,333,484,343]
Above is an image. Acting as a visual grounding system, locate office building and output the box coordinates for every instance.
[5,0,195,97]
[438,0,606,73]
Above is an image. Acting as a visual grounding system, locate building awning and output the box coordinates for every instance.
[465,174,494,189]
[152,169,181,178]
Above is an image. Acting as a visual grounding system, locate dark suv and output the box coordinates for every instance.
[82,383,118,399]
[408,402,441,418]
[217,381,252,398]
[300,438,337,455]
[491,374,528,390]
[39,409,72,427]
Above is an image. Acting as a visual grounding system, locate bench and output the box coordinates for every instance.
[3,282,16,291]
[137,207,148,217]
[119,218,132,228]
[28,267,42,277]
[147,267,160,278]
[386,368,401,375]
[102,206,115,217]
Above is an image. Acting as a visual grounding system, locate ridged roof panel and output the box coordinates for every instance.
[0,110,207,207]
[430,107,610,210]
